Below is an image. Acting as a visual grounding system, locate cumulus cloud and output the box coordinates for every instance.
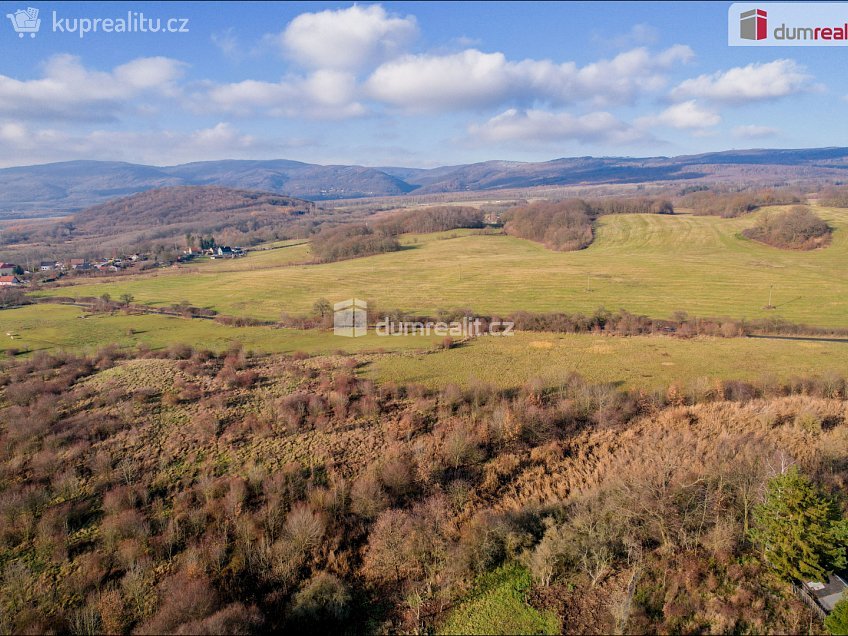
[671,59,816,104]
[281,4,418,71]
[0,54,185,121]
[732,124,778,139]
[365,45,693,113]
[199,69,366,119]
[637,100,721,130]
[468,108,648,145]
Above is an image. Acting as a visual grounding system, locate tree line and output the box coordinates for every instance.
[309,206,485,262]
[679,188,801,218]
[503,197,673,252]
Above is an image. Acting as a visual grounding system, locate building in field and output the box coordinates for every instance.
[0,263,17,275]
[0,275,22,287]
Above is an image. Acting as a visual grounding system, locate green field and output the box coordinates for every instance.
[0,304,442,356]
[364,330,848,390]
[4,305,847,392]
[35,206,848,327]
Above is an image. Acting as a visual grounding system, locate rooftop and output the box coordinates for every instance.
[805,573,848,612]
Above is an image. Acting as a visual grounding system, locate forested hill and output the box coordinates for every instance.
[2,147,848,215]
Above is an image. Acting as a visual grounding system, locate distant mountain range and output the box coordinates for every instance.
[2,147,848,217]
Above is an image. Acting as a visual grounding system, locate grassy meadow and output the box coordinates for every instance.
[32,206,848,327]
[0,304,443,356]
[365,330,848,390]
[3,305,847,392]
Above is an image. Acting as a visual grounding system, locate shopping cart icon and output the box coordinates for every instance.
[6,7,41,38]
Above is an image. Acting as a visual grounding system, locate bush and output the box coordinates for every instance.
[742,206,831,250]
[288,572,351,628]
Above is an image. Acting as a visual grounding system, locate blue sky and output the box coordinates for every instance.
[0,1,841,167]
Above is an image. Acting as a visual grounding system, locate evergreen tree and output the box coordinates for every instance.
[750,467,848,582]
[826,598,848,636]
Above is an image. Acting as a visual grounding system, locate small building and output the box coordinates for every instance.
[39,261,56,271]
[0,263,17,276]
[68,259,91,271]
[804,573,848,613]
[0,275,22,287]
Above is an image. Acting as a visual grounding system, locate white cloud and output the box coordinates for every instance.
[0,54,185,121]
[113,57,184,91]
[671,59,816,104]
[732,124,778,139]
[211,28,242,60]
[281,4,418,71]
[200,69,366,119]
[637,100,721,130]
[468,108,648,145]
[0,121,299,167]
[365,45,693,113]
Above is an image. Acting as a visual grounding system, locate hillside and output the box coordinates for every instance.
[3,148,848,216]
[72,186,312,237]
[0,345,840,633]
[40,206,848,328]
[0,187,319,258]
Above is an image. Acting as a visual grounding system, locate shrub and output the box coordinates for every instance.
[288,572,351,628]
[742,206,831,250]
[284,504,325,555]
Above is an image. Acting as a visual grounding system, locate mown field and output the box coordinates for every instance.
[32,206,848,327]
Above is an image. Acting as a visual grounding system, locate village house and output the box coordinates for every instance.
[39,261,56,271]
[68,259,91,271]
[0,275,22,287]
[0,263,17,276]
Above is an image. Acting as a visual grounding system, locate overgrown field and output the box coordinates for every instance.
[33,206,848,327]
[1,347,842,633]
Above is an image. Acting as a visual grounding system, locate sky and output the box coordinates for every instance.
[0,1,842,168]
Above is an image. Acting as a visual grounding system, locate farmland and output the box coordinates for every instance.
[33,205,848,328]
[3,305,848,392]
[0,304,441,357]
[2,197,848,635]
[365,331,848,390]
